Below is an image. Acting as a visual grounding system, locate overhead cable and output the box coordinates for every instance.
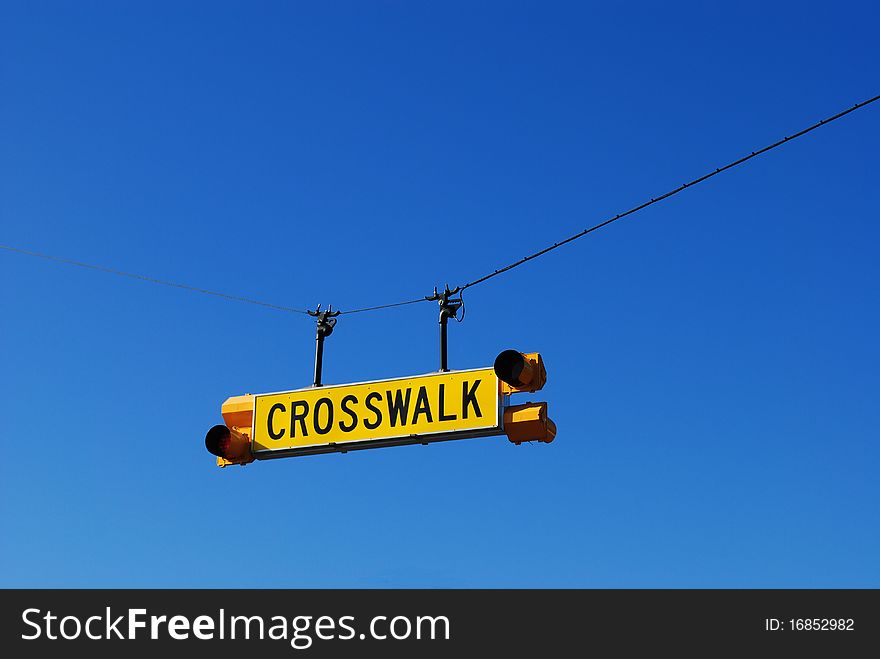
[0,244,311,315]
[458,93,880,292]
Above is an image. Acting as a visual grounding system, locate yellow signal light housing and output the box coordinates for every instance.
[494,350,547,394]
[495,350,556,444]
[205,394,255,467]
[503,402,557,445]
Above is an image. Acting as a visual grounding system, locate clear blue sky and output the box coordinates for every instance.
[1,1,878,587]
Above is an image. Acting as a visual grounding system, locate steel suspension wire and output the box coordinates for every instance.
[0,244,311,315]
[3,95,878,316]
[0,242,430,316]
[338,298,427,315]
[458,94,880,292]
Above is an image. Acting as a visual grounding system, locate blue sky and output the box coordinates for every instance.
[1,1,878,587]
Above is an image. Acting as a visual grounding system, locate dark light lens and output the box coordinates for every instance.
[494,349,526,387]
[205,424,231,458]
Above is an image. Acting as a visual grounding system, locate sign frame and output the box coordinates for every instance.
[249,367,505,461]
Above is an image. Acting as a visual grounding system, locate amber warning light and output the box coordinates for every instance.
[494,350,556,445]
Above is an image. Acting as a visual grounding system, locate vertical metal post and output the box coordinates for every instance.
[428,286,462,373]
[308,305,339,387]
[439,313,449,372]
[314,327,326,386]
